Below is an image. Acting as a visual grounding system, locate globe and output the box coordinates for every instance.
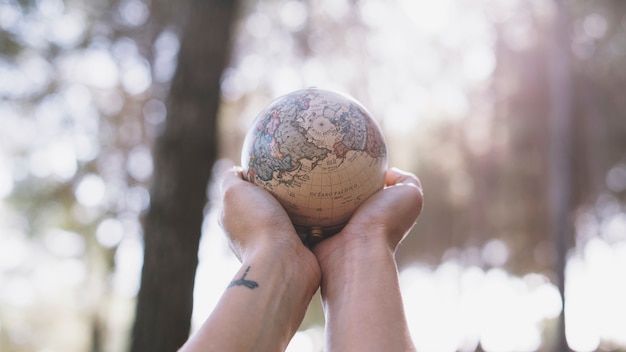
[241,88,388,245]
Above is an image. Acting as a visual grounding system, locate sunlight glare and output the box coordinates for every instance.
[462,45,496,83]
[239,53,266,88]
[118,0,149,27]
[74,174,106,207]
[246,13,272,39]
[3,276,36,308]
[484,0,519,23]
[279,1,307,32]
[601,212,626,242]
[0,53,52,98]
[42,228,85,258]
[126,146,153,182]
[0,232,28,271]
[112,236,143,297]
[38,0,64,16]
[268,66,303,96]
[502,15,536,52]
[0,155,14,199]
[359,0,391,28]
[408,47,441,82]
[464,116,492,156]
[566,236,626,351]
[121,57,152,95]
[96,218,125,248]
[126,185,150,212]
[31,258,86,294]
[583,13,608,39]
[321,0,350,21]
[606,163,626,193]
[59,48,119,89]
[61,84,94,124]
[47,140,78,181]
[0,2,21,30]
[400,263,559,352]
[302,58,330,88]
[285,330,315,352]
[73,133,100,162]
[402,266,459,352]
[94,90,125,117]
[401,0,453,34]
[29,148,52,178]
[57,258,87,287]
[49,11,85,48]
[433,83,469,119]
[153,29,180,82]
[525,274,562,320]
[383,103,420,135]
[479,269,541,352]
[481,239,509,267]
[143,99,167,125]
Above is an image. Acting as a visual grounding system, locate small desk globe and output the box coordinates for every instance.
[241,88,387,245]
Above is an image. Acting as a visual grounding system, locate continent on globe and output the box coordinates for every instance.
[241,88,388,245]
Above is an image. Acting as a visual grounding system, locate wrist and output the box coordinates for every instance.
[244,236,321,292]
[314,234,397,297]
[313,228,393,273]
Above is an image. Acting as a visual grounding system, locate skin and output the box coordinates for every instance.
[179,166,423,352]
[313,167,423,352]
[179,166,320,352]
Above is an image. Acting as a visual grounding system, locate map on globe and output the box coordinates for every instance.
[242,88,387,240]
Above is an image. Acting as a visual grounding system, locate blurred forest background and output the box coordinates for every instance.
[1,0,626,351]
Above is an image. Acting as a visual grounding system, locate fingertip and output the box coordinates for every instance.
[232,165,245,177]
[387,167,412,178]
[224,165,244,178]
[220,165,245,191]
[386,167,421,187]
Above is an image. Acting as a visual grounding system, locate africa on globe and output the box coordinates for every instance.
[241,88,387,245]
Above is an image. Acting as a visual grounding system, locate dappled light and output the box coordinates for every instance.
[567,239,626,350]
[400,264,560,351]
[1,0,626,351]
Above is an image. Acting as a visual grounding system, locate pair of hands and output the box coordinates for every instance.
[219,166,424,288]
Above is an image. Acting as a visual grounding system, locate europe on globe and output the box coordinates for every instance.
[241,88,388,245]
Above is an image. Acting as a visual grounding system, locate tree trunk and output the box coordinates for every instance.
[547,0,573,351]
[131,1,239,351]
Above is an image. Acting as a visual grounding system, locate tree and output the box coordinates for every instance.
[547,0,573,350]
[131,1,239,351]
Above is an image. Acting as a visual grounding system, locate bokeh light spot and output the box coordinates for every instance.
[96,218,124,248]
[126,146,153,181]
[43,228,85,258]
[74,174,106,207]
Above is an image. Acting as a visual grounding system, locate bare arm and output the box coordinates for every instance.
[180,247,318,351]
[179,167,320,351]
[312,168,424,352]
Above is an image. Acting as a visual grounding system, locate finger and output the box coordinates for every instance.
[220,166,245,194]
[385,167,422,190]
[217,166,244,231]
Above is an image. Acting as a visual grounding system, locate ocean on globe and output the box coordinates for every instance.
[241,88,388,244]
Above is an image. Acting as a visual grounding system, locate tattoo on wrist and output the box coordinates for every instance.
[228,266,259,289]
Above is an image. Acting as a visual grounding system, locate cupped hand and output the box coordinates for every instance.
[313,167,424,261]
[218,166,321,280]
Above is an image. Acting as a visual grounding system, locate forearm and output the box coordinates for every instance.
[180,249,319,351]
[319,241,415,352]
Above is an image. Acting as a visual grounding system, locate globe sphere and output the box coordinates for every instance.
[241,88,387,244]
